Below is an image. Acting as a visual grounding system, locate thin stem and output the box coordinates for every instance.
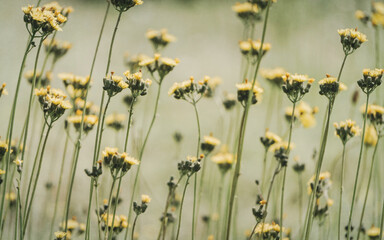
[124,98,136,152]
[224,1,272,239]
[338,144,346,240]
[49,134,69,239]
[175,176,191,240]
[379,200,384,240]
[131,215,139,240]
[261,148,268,192]
[346,93,370,240]
[356,135,381,240]
[125,81,163,240]
[22,122,53,237]
[108,171,124,240]
[215,173,225,239]
[192,101,201,240]
[104,176,117,239]
[374,27,381,103]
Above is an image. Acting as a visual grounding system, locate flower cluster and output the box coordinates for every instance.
[124,70,152,97]
[101,147,139,176]
[338,28,367,54]
[334,119,360,144]
[282,73,314,103]
[22,4,67,36]
[59,217,85,239]
[239,39,271,61]
[139,54,179,80]
[204,76,222,98]
[232,2,261,25]
[44,38,72,61]
[252,222,282,240]
[318,75,346,100]
[366,225,382,240]
[0,83,8,98]
[103,73,128,97]
[106,113,126,131]
[363,104,384,129]
[54,231,66,240]
[178,155,203,177]
[59,73,91,100]
[201,134,221,154]
[111,0,143,12]
[260,129,282,150]
[124,53,149,72]
[168,76,209,103]
[67,113,98,134]
[261,67,286,87]
[356,2,384,27]
[146,29,176,51]
[25,70,52,87]
[133,194,151,215]
[222,92,237,110]
[101,214,128,235]
[308,172,333,219]
[35,86,72,123]
[211,146,234,174]
[285,101,319,128]
[236,81,264,106]
[357,68,383,94]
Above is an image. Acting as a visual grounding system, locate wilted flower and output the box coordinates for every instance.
[334,120,360,144]
[106,113,126,132]
[236,80,263,106]
[25,70,52,87]
[338,28,367,54]
[111,0,143,12]
[357,68,383,94]
[282,73,314,103]
[35,86,72,123]
[103,72,128,97]
[146,29,176,51]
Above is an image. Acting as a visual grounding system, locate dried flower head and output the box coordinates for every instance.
[338,28,367,54]
[334,119,360,144]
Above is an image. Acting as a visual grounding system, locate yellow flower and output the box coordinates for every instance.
[13,159,23,166]
[269,141,294,153]
[367,225,381,238]
[265,130,282,144]
[54,231,66,239]
[203,135,221,146]
[0,169,5,175]
[141,194,151,203]
[122,153,140,166]
[338,28,367,43]
[364,124,378,147]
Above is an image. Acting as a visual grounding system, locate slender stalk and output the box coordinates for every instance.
[224,2,272,239]
[131,215,139,240]
[49,135,69,239]
[192,101,201,240]
[379,200,384,240]
[22,122,53,237]
[124,98,136,152]
[261,148,268,192]
[215,173,225,239]
[374,27,381,103]
[125,81,163,240]
[338,144,346,240]
[298,172,303,226]
[279,101,296,240]
[104,176,117,239]
[175,176,191,240]
[0,34,36,231]
[346,93,370,240]
[108,171,124,240]
[356,135,381,240]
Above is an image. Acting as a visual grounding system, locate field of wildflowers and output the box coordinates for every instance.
[0,0,383,239]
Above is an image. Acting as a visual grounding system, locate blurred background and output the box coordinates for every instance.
[0,0,381,239]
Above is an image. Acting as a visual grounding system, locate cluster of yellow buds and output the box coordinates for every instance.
[253,222,282,239]
[111,0,143,12]
[139,54,179,80]
[146,29,176,52]
[282,73,314,103]
[103,72,128,97]
[101,147,139,176]
[236,80,264,106]
[66,113,98,134]
[338,28,367,55]
[168,76,209,103]
[358,68,383,94]
[25,70,52,87]
[58,73,91,100]
[101,214,128,235]
[334,119,361,144]
[124,70,152,97]
[43,38,72,61]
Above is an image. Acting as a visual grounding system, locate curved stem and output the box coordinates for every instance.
[224,2,272,239]
[356,135,381,240]
[346,93,370,240]
[22,122,53,238]
[175,176,191,240]
[131,215,139,240]
[192,101,201,240]
[338,144,346,240]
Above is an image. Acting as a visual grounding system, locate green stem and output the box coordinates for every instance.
[224,2,272,239]
[104,176,117,239]
[124,98,136,152]
[379,200,384,240]
[374,27,381,103]
[175,176,191,240]
[125,81,163,240]
[338,144,346,240]
[261,148,268,192]
[356,135,381,240]
[131,215,139,240]
[192,101,201,240]
[215,173,225,239]
[108,171,124,240]
[346,93,370,240]
[49,135,69,239]
[22,122,53,238]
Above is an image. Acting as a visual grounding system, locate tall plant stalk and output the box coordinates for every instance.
[175,176,192,240]
[337,144,346,240]
[192,101,201,240]
[224,1,272,239]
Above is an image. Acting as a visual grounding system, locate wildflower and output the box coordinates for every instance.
[282,73,314,103]
[54,231,67,240]
[364,124,378,147]
[318,75,343,100]
[73,98,98,115]
[178,155,203,177]
[139,54,179,80]
[222,92,237,110]
[60,217,79,233]
[124,70,152,97]
[106,113,126,131]
[201,134,220,154]
[43,38,72,61]
[236,80,264,106]
[307,172,332,196]
[103,72,128,97]
[284,101,318,128]
[101,148,139,176]
[261,67,286,87]
[101,214,128,234]
[146,29,176,51]
[168,76,209,103]
[0,169,5,185]
[239,39,271,61]
[357,68,383,94]
[124,53,149,72]
[292,156,305,173]
[338,28,367,54]
[0,140,7,161]
[334,120,360,144]
[67,114,98,134]
[59,73,91,100]
[367,225,381,239]
[204,76,222,98]
[254,222,282,239]
[355,10,370,25]
[25,70,52,87]
[22,5,67,35]
[133,194,151,215]
[35,86,72,123]
[111,0,143,12]
[260,129,282,150]
[0,83,8,98]
[232,2,261,24]
[211,146,234,174]
[365,104,384,127]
